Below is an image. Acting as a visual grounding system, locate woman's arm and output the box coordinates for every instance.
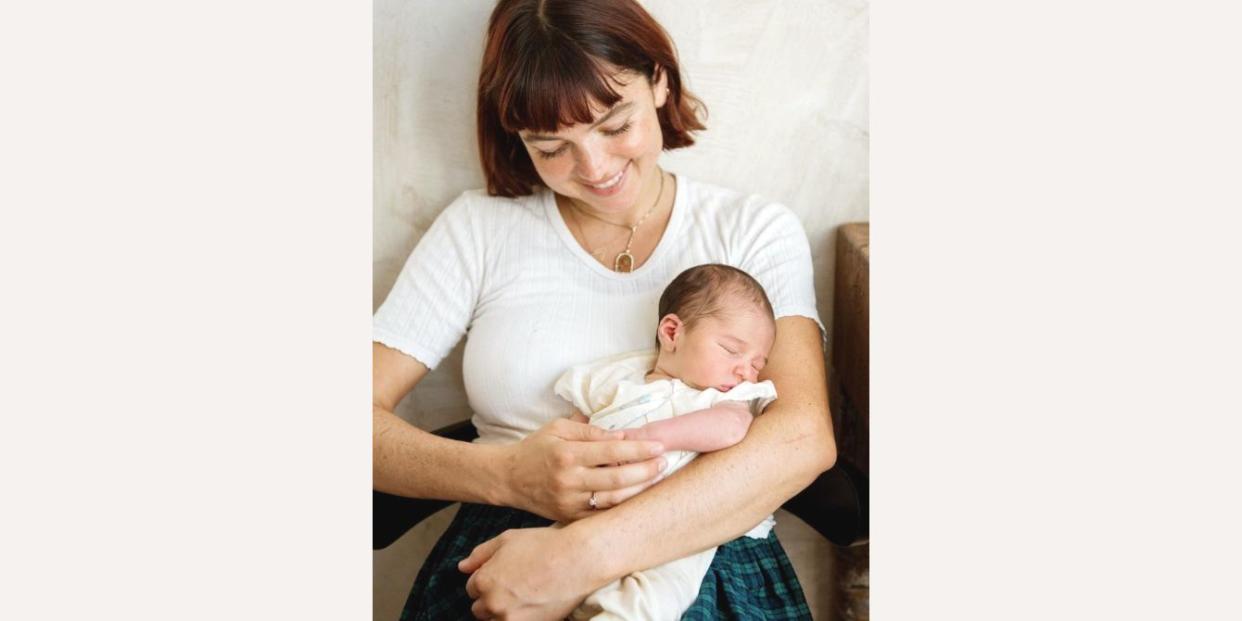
[587,316,836,556]
[373,341,510,503]
[461,316,836,617]
[373,342,668,520]
[623,401,754,453]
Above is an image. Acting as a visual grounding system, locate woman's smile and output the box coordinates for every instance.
[580,161,629,197]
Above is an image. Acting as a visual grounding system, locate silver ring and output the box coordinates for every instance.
[588,491,599,510]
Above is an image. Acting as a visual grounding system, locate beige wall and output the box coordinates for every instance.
[373,1,868,618]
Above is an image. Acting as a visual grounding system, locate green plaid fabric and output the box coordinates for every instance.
[400,503,811,620]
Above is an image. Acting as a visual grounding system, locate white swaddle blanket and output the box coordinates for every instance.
[553,349,779,537]
[554,349,779,621]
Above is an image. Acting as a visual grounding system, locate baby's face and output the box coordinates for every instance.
[672,309,776,392]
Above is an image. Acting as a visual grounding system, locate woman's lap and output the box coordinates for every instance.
[400,503,811,620]
[399,503,552,621]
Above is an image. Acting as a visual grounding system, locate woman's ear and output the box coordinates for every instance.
[652,65,669,109]
[656,313,682,352]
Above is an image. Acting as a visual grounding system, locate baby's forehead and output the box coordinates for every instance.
[696,306,775,333]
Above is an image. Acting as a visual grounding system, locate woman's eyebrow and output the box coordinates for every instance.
[522,102,635,142]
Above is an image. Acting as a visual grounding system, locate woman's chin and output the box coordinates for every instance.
[561,168,666,221]
[580,160,632,199]
[575,188,639,217]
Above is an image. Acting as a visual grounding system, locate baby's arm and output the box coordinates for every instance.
[623,401,754,453]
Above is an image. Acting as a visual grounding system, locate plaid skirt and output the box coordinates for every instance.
[400,503,812,620]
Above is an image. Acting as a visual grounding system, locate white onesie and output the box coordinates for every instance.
[553,349,778,621]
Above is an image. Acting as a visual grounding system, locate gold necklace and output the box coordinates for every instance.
[570,170,666,272]
[567,209,631,261]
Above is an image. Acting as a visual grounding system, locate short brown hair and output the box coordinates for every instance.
[657,264,774,343]
[477,0,707,197]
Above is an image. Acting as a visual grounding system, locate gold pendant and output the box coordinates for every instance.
[614,251,635,273]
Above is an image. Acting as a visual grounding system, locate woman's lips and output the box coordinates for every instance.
[581,162,628,197]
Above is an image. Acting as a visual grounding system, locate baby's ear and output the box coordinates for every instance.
[656,313,683,352]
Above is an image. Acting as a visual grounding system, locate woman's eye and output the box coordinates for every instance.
[536,144,569,159]
[534,124,628,159]
[602,122,632,137]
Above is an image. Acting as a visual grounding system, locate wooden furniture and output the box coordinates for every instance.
[830,222,870,621]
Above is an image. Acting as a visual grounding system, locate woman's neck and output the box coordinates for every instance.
[566,167,667,227]
[556,169,675,271]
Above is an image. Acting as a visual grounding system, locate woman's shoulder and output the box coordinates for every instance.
[679,175,801,231]
[437,187,547,227]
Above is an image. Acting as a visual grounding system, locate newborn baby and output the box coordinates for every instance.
[555,263,779,621]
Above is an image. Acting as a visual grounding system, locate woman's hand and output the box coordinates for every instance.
[499,417,667,522]
[460,525,609,621]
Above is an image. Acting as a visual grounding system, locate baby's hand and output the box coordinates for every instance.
[715,401,755,443]
[715,400,753,415]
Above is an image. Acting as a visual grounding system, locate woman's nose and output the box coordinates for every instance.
[573,139,608,181]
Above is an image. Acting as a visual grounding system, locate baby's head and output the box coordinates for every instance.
[653,264,776,392]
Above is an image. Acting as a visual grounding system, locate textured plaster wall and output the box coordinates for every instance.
[373,1,868,618]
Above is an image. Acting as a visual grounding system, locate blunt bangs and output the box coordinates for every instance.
[493,46,626,134]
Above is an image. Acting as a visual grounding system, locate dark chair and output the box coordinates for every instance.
[373,420,868,550]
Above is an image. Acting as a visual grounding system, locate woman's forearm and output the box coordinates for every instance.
[373,407,509,505]
[373,342,510,504]
[561,317,837,582]
[568,405,832,579]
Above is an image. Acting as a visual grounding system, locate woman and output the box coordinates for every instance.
[373,0,836,618]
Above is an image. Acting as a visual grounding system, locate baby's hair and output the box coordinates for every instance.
[656,264,774,345]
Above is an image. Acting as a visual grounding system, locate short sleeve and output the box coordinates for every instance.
[713,379,778,416]
[731,201,827,346]
[372,196,484,369]
[748,392,777,417]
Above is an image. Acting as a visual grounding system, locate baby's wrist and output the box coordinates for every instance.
[627,425,671,448]
[623,425,652,442]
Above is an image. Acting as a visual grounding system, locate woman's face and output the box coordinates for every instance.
[517,68,668,218]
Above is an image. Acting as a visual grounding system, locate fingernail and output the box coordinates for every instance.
[651,442,664,453]
[658,457,668,471]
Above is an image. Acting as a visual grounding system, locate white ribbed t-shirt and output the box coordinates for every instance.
[373,173,823,445]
